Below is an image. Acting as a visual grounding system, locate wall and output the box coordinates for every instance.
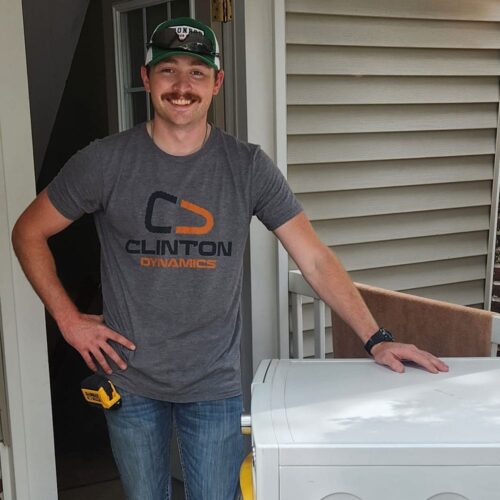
[283,0,500,351]
[0,0,57,497]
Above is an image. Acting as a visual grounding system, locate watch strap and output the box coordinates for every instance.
[364,327,394,356]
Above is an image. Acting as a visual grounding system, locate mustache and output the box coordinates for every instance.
[161,92,200,101]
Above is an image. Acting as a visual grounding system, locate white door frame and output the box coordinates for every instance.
[0,1,57,498]
[244,0,290,371]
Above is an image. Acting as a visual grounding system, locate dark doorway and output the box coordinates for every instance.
[32,2,123,498]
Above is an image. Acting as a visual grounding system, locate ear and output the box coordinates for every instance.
[212,69,225,96]
[141,65,151,92]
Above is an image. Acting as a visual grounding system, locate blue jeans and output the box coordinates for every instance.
[104,388,244,500]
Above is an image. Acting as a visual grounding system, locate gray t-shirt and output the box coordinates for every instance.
[48,124,302,402]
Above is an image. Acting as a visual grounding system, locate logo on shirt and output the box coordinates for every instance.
[145,191,213,235]
[125,191,232,270]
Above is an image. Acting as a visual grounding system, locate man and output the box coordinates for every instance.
[12,17,447,500]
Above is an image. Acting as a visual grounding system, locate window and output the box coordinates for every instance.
[113,0,191,130]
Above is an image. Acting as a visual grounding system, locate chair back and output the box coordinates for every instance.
[332,283,496,358]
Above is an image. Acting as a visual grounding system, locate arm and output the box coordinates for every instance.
[274,212,448,373]
[11,189,135,374]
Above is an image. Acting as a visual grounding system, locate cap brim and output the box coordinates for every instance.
[147,50,219,70]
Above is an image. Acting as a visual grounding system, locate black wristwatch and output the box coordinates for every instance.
[364,327,394,356]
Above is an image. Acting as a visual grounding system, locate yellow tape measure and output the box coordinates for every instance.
[81,374,122,410]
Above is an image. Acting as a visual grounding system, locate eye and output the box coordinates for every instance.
[191,68,208,78]
[159,66,175,74]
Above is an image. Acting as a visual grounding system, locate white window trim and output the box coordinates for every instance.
[113,0,194,131]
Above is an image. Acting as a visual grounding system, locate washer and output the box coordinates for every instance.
[251,358,500,500]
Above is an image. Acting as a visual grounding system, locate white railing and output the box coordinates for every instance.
[288,270,328,359]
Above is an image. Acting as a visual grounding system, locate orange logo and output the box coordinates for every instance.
[145,191,214,235]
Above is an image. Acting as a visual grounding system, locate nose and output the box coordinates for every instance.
[172,71,191,93]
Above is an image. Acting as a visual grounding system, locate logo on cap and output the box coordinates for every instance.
[172,25,204,41]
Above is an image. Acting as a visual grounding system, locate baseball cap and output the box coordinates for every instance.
[145,17,221,70]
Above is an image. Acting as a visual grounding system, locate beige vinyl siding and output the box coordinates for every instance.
[288,104,498,134]
[287,46,500,76]
[288,76,500,105]
[289,131,496,163]
[287,14,500,49]
[296,182,491,220]
[285,1,500,351]
[286,0,500,22]
[289,156,493,193]
[311,207,491,245]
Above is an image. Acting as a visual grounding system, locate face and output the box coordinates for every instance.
[141,55,224,129]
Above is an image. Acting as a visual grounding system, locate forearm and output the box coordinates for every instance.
[301,246,378,343]
[12,227,80,331]
[11,190,135,373]
[276,213,448,373]
[275,213,377,342]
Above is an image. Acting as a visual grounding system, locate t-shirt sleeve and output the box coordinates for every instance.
[251,147,303,231]
[47,145,104,220]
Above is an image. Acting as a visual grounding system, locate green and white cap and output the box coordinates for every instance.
[145,17,220,70]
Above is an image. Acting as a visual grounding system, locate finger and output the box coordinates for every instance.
[91,348,113,375]
[427,355,449,373]
[404,350,440,373]
[432,357,449,372]
[401,347,444,373]
[100,342,127,371]
[81,351,98,372]
[375,351,405,373]
[384,355,405,373]
[102,327,136,351]
[400,348,449,374]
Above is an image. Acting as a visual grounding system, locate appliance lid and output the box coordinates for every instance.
[273,358,500,447]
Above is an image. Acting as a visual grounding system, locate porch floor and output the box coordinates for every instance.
[56,448,185,500]
[58,478,185,500]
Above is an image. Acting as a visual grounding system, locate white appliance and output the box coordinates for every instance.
[250,358,500,500]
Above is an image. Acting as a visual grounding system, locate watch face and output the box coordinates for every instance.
[378,329,394,342]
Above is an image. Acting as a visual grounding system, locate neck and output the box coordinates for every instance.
[147,120,210,156]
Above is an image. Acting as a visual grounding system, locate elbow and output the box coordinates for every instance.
[11,217,24,255]
[11,214,34,256]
